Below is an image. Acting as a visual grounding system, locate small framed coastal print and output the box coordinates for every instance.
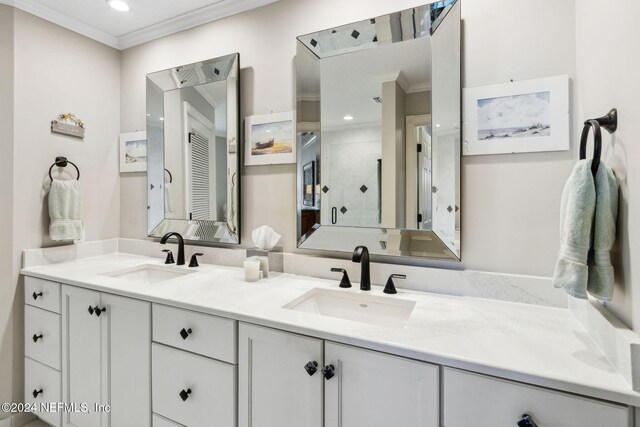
[462,75,569,156]
[245,111,296,166]
[119,131,147,173]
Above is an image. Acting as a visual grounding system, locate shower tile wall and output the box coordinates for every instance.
[321,126,381,227]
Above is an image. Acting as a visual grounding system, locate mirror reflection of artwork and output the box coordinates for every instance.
[302,161,315,207]
[477,92,550,140]
[245,111,296,165]
[146,53,240,244]
[296,1,462,260]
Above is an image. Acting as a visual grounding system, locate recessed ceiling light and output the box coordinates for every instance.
[343,115,354,121]
[107,0,130,12]
[159,117,165,121]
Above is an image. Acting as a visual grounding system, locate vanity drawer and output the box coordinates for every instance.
[25,276,61,313]
[25,357,62,427]
[152,304,236,363]
[25,305,61,370]
[443,368,631,427]
[152,343,235,427]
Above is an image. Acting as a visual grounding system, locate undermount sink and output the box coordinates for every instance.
[102,264,194,285]
[283,288,416,328]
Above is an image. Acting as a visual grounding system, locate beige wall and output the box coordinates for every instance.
[1,9,122,405]
[120,0,577,274]
[575,0,640,328]
[0,5,15,414]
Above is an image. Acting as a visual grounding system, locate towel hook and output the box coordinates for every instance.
[48,156,80,181]
[164,168,173,183]
[579,108,617,177]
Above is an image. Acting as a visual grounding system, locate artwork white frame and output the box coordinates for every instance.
[463,75,569,156]
[119,131,147,173]
[244,111,296,166]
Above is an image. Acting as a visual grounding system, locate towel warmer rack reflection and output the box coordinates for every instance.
[579,108,617,177]
[164,168,173,183]
[48,156,80,181]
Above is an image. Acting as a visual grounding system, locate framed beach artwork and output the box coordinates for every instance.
[462,75,569,156]
[245,111,296,166]
[119,131,147,173]
[302,161,315,207]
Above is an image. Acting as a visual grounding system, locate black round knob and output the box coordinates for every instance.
[180,328,193,340]
[517,414,538,427]
[304,361,318,376]
[32,292,43,300]
[32,389,43,398]
[32,334,43,343]
[179,388,192,401]
[94,306,107,317]
[322,364,335,380]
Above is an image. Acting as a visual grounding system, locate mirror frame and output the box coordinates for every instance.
[146,53,241,245]
[295,1,461,260]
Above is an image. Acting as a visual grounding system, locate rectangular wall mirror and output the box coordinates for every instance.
[296,1,461,260]
[147,53,241,244]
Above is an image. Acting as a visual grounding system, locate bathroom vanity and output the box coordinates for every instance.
[21,251,638,427]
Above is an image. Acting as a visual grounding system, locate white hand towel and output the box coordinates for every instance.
[164,183,174,219]
[553,160,596,298]
[587,164,619,301]
[49,179,83,241]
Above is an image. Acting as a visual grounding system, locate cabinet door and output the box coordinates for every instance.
[239,323,323,427]
[443,368,631,427]
[324,342,439,427]
[62,285,102,427]
[101,293,151,427]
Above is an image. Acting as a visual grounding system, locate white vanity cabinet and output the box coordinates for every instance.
[443,368,631,427]
[61,285,151,427]
[238,323,439,427]
[151,304,237,427]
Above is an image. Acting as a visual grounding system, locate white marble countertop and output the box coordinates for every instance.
[21,253,640,407]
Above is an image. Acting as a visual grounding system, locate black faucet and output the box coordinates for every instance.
[160,232,185,266]
[352,246,371,291]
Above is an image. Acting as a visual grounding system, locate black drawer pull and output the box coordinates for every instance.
[180,328,193,340]
[32,334,43,343]
[88,306,95,315]
[32,292,43,300]
[304,361,318,376]
[322,364,335,380]
[518,414,539,427]
[32,389,43,398]
[179,388,192,401]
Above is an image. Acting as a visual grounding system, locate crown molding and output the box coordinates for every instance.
[0,0,280,50]
[116,0,279,50]
[0,0,119,48]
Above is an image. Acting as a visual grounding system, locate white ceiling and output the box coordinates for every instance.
[0,0,279,50]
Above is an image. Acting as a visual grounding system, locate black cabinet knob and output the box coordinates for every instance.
[32,334,43,343]
[32,389,43,398]
[322,364,335,380]
[32,292,43,300]
[179,388,192,401]
[94,306,107,317]
[517,414,539,427]
[180,328,193,340]
[304,361,318,376]
[88,306,95,315]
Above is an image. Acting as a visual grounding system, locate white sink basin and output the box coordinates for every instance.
[103,264,194,285]
[283,288,416,328]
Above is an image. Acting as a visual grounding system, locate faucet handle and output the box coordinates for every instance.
[331,268,352,288]
[189,253,204,268]
[162,249,175,264]
[384,274,406,294]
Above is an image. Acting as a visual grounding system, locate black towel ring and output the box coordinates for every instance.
[48,156,80,181]
[579,108,617,177]
[164,168,173,183]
